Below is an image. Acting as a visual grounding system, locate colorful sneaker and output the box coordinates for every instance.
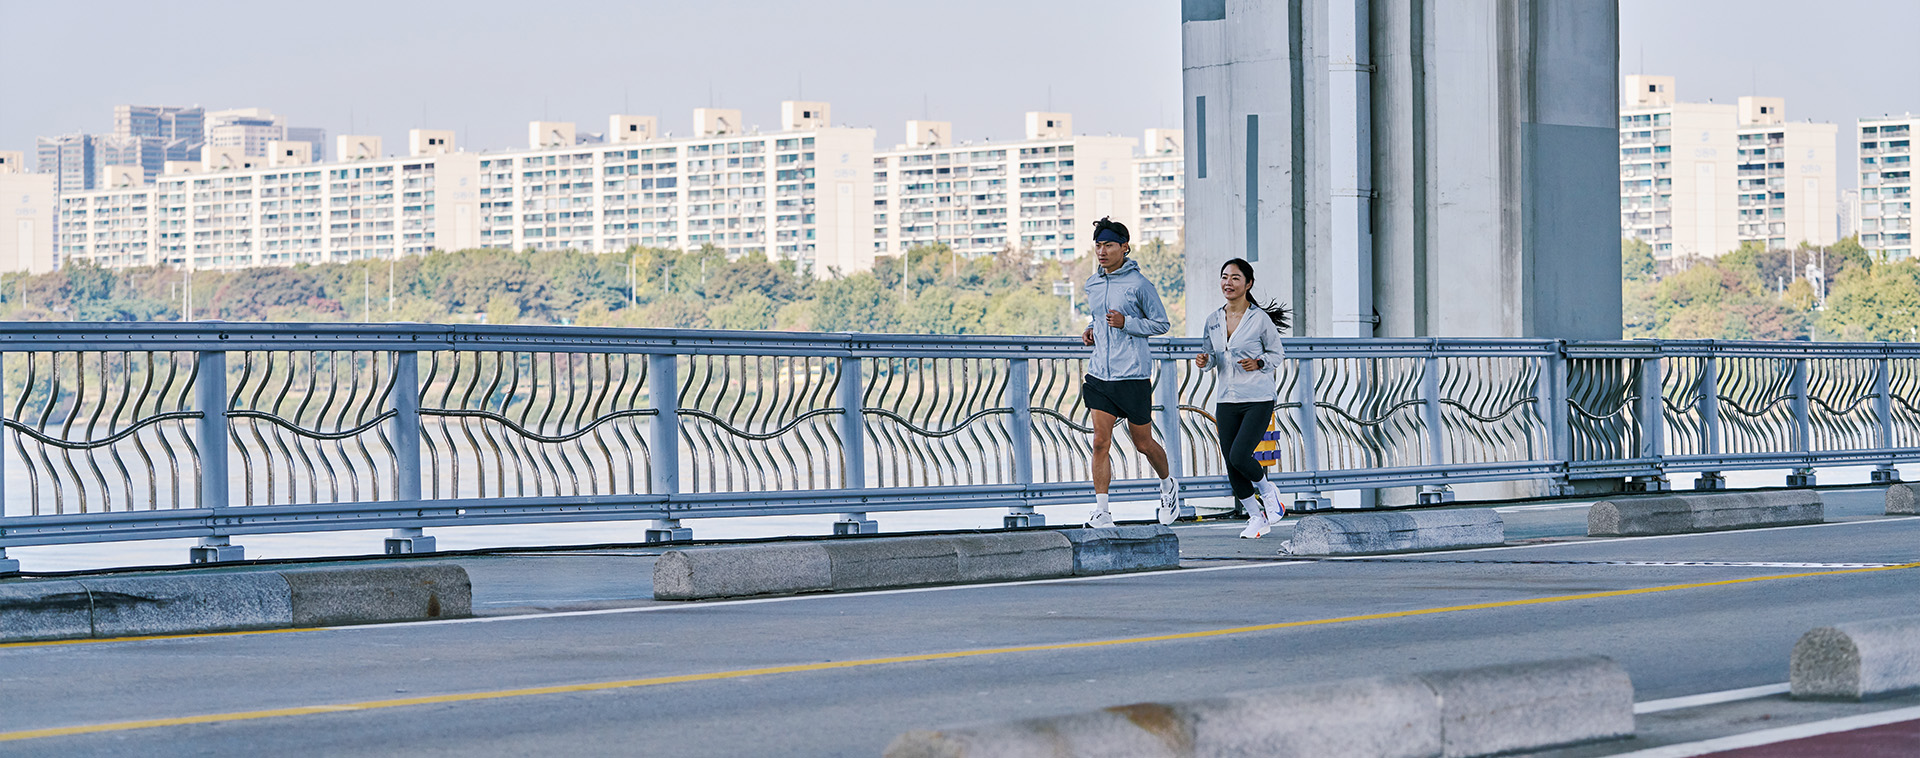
[1156,478,1180,525]
[1238,506,1272,539]
[1086,510,1116,529]
[1259,480,1288,523]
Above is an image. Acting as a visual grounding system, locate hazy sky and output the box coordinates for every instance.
[3,0,1912,189]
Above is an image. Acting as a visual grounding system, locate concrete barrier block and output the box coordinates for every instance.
[1791,616,1920,700]
[1887,483,1920,515]
[1288,510,1505,556]
[1589,491,1823,536]
[885,675,1442,758]
[826,536,961,591]
[653,543,831,600]
[79,573,293,637]
[280,564,471,626]
[952,532,1074,583]
[0,580,96,642]
[1416,656,1634,757]
[1063,525,1179,575]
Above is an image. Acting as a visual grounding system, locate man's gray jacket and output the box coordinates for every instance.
[1084,258,1169,381]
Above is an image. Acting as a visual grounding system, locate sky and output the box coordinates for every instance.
[3,0,1913,188]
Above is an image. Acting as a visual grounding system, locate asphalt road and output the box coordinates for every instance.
[2,490,1916,757]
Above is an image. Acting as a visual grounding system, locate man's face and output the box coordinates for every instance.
[1095,240,1128,270]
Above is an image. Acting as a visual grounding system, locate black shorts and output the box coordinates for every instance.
[1083,376,1154,427]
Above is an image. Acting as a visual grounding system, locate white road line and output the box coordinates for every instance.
[1608,703,1920,757]
[1338,516,1919,559]
[332,559,1318,631]
[1634,683,1788,714]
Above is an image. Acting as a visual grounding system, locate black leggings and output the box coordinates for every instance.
[1215,401,1275,500]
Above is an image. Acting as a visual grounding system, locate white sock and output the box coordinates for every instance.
[1095,493,1110,512]
[1239,496,1262,511]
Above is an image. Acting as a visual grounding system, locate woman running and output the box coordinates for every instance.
[1194,258,1291,538]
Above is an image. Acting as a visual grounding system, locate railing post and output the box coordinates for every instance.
[1004,357,1042,528]
[833,355,876,535]
[1543,346,1572,494]
[1788,358,1815,487]
[1154,355,1193,518]
[1293,355,1327,511]
[1873,356,1900,483]
[385,351,434,554]
[1417,353,1451,504]
[1695,356,1725,490]
[0,353,13,575]
[190,348,243,563]
[1634,353,1668,491]
[646,353,690,542]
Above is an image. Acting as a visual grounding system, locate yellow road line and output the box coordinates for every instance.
[0,626,328,650]
[3,560,1915,743]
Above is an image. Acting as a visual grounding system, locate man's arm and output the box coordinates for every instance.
[1122,281,1170,337]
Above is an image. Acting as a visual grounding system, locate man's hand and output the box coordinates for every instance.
[1237,357,1262,372]
[1106,310,1126,329]
[1082,327,1095,346]
[1194,353,1210,369]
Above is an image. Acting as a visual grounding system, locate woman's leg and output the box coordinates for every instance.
[1215,403,1258,501]
[1222,401,1274,493]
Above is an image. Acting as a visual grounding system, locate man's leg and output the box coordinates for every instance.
[1091,409,1117,494]
[1126,422,1171,480]
[1088,409,1118,527]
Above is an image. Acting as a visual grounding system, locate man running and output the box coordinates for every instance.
[1079,217,1179,527]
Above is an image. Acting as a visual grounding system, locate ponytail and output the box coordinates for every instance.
[1221,258,1291,329]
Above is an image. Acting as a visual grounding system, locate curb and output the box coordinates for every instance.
[1791,616,1920,701]
[1588,490,1823,536]
[884,656,1632,758]
[654,526,1177,601]
[1284,510,1505,556]
[0,563,471,642]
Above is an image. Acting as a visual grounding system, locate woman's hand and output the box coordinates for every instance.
[1082,327,1095,346]
[1237,357,1262,372]
[1195,353,1210,369]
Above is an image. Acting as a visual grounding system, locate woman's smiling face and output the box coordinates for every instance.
[1220,265,1250,302]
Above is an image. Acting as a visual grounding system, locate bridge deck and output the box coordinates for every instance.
[2,489,1916,756]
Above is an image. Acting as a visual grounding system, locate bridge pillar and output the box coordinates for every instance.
[191,348,243,564]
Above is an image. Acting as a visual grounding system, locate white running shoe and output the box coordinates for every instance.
[1157,478,1181,525]
[1086,510,1116,529]
[1258,480,1288,523]
[1238,507,1272,539]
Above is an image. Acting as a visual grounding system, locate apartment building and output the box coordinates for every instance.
[58,133,480,270]
[1135,128,1184,243]
[474,102,875,274]
[1620,76,1836,265]
[1859,116,1916,260]
[0,151,57,274]
[60,102,876,275]
[208,108,327,161]
[871,112,1137,260]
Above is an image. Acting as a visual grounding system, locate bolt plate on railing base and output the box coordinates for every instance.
[646,524,693,543]
[385,536,437,555]
[190,543,245,564]
[1694,472,1728,491]
[1873,467,1902,484]
[833,518,880,535]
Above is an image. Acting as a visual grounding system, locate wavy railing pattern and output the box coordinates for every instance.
[420,351,653,499]
[1806,358,1877,452]
[680,354,838,493]
[1313,357,1428,470]
[1437,356,1546,465]
[1717,356,1796,454]
[1567,358,1640,462]
[228,351,396,506]
[863,357,1013,488]
[4,351,201,514]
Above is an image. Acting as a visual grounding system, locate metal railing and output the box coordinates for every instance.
[3,324,1919,564]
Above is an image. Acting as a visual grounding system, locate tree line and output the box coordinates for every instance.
[1624,235,1920,342]
[0,240,1189,337]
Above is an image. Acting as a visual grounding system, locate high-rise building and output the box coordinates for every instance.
[36,134,97,193]
[0,152,58,274]
[1859,115,1916,260]
[1619,76,1837,265]
[114,105,205,144]
[1135,128,1184,244]
[1839,188,1861,240]
[871,112,1137,261]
